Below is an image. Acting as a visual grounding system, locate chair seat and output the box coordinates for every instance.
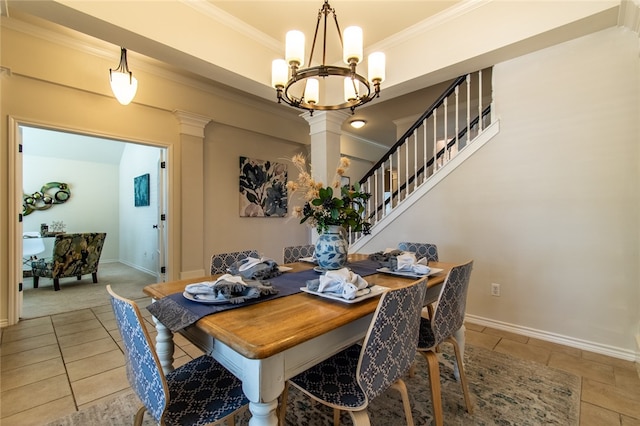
[290,345,366,409]
[164,355,248,426]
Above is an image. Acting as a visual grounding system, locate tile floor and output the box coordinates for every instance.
[1,299,639,425]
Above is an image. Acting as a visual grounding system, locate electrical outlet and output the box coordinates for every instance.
[491,283,501,297]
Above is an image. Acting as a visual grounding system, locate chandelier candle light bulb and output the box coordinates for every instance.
[272,59,288,88]
[304,79,320,104]
[368,52,386,83]
[343,26,363,64]
[286,30,305,67]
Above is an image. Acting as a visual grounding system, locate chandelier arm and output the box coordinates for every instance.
[322,3,328,65]
[308,5,324,68]
[332,7,343,54]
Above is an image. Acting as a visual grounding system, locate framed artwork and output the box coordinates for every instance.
[134,173,150,207]
[239,156,287,217]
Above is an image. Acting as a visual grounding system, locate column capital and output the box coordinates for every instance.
[173,110,211,137]
[301,111,351,136]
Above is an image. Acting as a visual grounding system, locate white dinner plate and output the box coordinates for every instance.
[375,267,444,278]
[278,266,293,272]
[299,285,388,304]
[183,291,237,305]
[299,257,317,264]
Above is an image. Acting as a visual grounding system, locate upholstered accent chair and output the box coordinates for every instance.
[280,280,427,426]
[107,285,248,426]
[282,244,315,264]
[210,249,259,275]
[32,232,106,291]
[398,241,440,318]
[416,260,474,426]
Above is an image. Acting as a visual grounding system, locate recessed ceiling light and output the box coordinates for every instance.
[350,120,366,129]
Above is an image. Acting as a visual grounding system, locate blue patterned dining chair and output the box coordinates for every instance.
[107,285,248,426]
[210,249,259,275]
[279,279,427,426]
[398,241,440,319]
[282,244,315,264]
[416,260,474,426]
[397,242,439,262]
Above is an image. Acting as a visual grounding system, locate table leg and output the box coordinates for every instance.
[452,324,466,381]
[241,355,284,426]
[248,400,279,426]
[152,314,175,374]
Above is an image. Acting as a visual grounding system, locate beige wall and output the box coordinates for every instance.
[360,27,639,358]
[0,23,310,325]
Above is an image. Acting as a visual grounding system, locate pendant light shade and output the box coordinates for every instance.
[109,48,138,105]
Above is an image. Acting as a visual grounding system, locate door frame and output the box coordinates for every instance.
[8,116,173,324]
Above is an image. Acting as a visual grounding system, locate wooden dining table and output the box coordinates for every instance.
[143,254,462,426]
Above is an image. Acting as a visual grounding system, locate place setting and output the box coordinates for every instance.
[371,249,444,278]
[300,266,388,304]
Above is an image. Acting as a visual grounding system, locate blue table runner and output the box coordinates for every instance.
[147,259,381,332]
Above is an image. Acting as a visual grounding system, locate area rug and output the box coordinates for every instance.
[22,262,156,318]
[46,343,580,425]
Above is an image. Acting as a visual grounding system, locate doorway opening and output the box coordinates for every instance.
[15,124,169,319]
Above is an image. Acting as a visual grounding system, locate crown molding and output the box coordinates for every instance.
[368,0,489,53]
[179,0,282,52]
[1,13,302,124]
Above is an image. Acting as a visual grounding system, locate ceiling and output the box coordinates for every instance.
[5,0,624,147]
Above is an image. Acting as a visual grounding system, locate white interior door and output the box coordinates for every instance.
[16,125,24,318]
[156,149,168,282]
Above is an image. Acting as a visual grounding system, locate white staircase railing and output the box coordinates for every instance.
[348,69,493,246]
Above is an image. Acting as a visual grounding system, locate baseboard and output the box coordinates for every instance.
[0,318,9,328]
[117,260,157,277]
[466,314,638,362]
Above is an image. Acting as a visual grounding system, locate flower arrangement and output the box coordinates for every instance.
[287,154,371,235]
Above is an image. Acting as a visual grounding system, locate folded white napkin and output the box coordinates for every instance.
[185,274,248,301]
[317,267,369,300]
[395,252,431,275]
[237,256,272,272]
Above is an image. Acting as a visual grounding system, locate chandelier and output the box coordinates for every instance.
[109,47,138,105]
[271,0,385,114]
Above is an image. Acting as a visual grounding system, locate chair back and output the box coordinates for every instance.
[210,249,258,274]
[51,233,106,278]
[107,285,169,424]
[398,242,439,262]
[357,280,426,401]
[431,260,474,344]
[283,244,315,264]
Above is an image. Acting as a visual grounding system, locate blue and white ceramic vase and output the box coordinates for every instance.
[315,225,348,270]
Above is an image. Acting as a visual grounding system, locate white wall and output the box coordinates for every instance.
[360,27,639,358]
[23,154,120,262]
[118,143,162,275]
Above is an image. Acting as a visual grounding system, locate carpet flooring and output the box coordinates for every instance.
[46,343,581,425]
[21,262,156,318]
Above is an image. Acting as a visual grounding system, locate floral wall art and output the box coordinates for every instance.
[239,156,287,217]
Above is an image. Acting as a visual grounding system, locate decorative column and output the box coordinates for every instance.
[173,110,211,278]
[302,110,351,185]
[301,111,350,244]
